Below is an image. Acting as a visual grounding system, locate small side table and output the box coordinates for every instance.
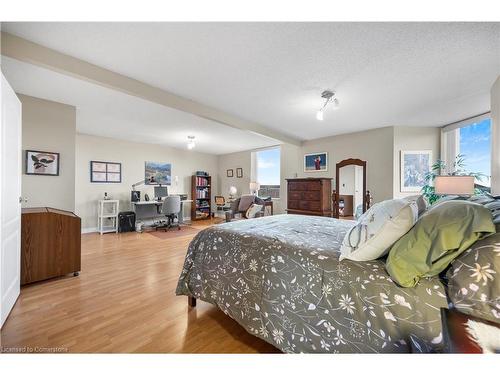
[264,200,274,216]
[97,199,119,235]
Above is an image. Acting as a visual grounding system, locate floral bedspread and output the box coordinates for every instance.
[176,214,447,353]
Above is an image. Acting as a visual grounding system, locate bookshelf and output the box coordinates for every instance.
[191,174,212,220]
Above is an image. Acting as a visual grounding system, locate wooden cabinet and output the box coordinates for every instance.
[286,178,332,217]
[21,207,81,285]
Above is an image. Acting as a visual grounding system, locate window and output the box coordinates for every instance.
[459,118,491,187]
[253,147,280,198]
[442,114,491,189]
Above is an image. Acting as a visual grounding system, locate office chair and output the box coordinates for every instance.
[156,195,181,231]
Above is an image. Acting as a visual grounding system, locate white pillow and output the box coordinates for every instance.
[339,199,418,261]
[245,203,263,219]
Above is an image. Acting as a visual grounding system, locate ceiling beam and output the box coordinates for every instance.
[1,32,301,146]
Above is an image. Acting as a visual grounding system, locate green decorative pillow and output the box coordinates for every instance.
[446,233,500,323]
[386,201,496,287]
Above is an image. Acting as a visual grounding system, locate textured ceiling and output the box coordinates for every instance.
[2,22,499,141]
[1,57,279,155]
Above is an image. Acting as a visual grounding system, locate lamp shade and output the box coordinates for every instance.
[229,186,237,196]
[249,182,260,193]
[434,175,475,195]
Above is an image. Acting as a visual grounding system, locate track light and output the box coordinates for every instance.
[316,90,339,121]
[187,136,196,150]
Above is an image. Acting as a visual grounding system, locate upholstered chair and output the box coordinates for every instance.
[225,195,266,222]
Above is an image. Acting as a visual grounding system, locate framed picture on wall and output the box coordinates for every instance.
[227,169,234,177]
[236,168,243,178]
[90,161,122,183]
[400,150,432,192]
[25,150,60,176]
[304,152,328,172]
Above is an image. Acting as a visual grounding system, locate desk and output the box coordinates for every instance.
[132,199,193,225]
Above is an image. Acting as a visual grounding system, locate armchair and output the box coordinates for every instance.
[225,195,266,222]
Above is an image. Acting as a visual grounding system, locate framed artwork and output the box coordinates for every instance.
[227,169,234,177]
[304,152,328,172]
[145,161,171,185]
[90,161,122,183]
[400,150,432,192]
[25,150,60,176]
[236,168,243,178]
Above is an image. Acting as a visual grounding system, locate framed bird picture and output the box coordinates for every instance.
[25,150,60,176]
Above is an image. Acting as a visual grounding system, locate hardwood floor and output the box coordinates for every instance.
[0,220,279,353]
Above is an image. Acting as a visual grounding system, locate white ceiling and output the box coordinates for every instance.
[1,57,279,154]
[2,22,500,142]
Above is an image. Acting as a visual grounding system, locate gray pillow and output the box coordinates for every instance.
[445,232,500,324]
[238,195,255,212]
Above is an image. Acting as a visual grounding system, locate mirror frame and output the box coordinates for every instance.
[334,158,367,219]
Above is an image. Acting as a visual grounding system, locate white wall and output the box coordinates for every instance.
[392,126,441,198]
[217,149,251,201]
[76,134,218,231]
[300,127,395,202]
[20,94,76,211]
[217,144,300,215]
[491,76,500,195]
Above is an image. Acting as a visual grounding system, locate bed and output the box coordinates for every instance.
[176,214,447,353]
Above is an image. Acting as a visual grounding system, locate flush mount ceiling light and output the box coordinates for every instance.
[316,90,339,121]
[187,135,196,150]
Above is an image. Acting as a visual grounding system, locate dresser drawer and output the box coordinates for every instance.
[306,181,322,191]
[299,200,321,211]
[289,191,302,200]
[288,181,305,191]
[302,191,321,201]
[288,200,300,209]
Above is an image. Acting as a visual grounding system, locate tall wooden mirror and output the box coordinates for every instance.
[333,158,368,219]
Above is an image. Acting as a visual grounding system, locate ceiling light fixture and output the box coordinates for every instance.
[187,135,196,150]
[316,90,339,121]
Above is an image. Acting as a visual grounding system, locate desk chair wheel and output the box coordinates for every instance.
[73,272,80,277]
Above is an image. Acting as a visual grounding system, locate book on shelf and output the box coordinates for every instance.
[195,176,209,187]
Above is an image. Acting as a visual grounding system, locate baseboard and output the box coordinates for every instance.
[81,217,191,234]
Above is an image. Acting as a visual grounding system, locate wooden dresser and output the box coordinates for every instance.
[286,178,333,217]
[21,207,81,285]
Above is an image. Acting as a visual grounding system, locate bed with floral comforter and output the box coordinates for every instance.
[176,214,447,353]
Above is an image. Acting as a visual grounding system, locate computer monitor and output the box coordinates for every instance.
[154,186,168,199]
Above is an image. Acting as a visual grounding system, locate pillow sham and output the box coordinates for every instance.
[339,199,419,261]
[446,232,500,323]
[403,195,427,217]
[386,200,496,287]
[245,203,263,219]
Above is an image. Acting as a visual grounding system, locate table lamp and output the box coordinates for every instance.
[228,186,237,200]
[434,175,475,195]
[249,181,260,195]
